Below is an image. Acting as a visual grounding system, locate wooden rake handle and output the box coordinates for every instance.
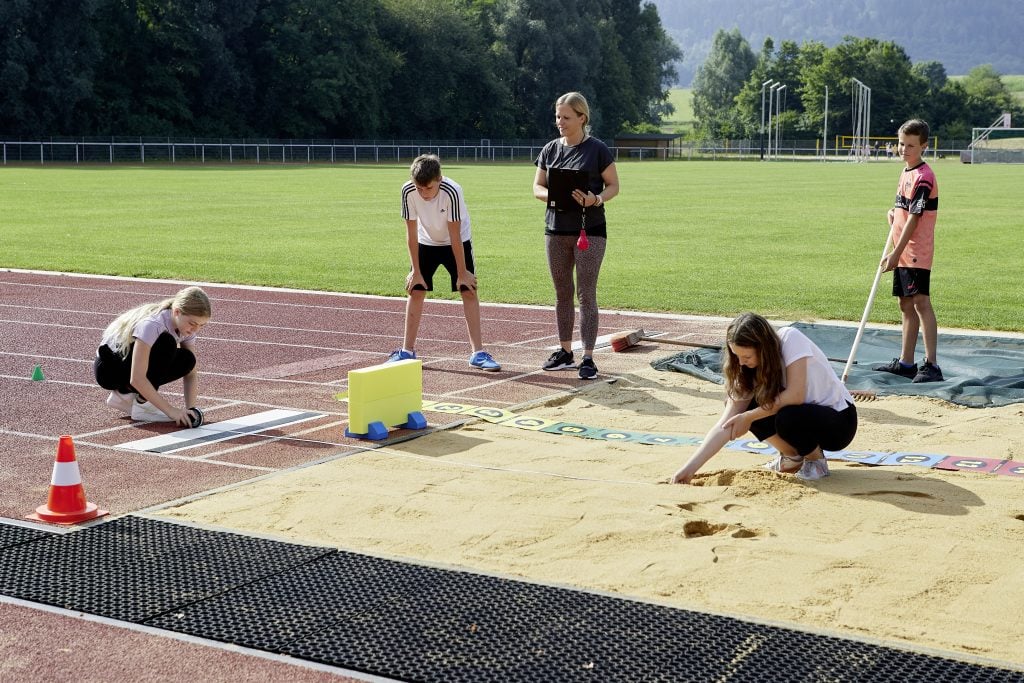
[637,336,853,365]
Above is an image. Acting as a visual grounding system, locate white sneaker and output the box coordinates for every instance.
[131,400,173,422]
[106,390,135,414]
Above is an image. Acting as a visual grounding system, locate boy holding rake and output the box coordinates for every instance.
[873,119,943,383]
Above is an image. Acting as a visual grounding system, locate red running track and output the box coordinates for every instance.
[1,269,730,523]
[1,268,729,680]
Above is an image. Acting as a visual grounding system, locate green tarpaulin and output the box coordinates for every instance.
[652,322,1024,408]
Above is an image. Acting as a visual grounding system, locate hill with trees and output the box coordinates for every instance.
[689,30,1023,143]
[650,0,1024,85]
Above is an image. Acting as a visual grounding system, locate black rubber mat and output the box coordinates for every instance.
[1,517,1022,682]
[0,523,51,550]
[0,516,331,622]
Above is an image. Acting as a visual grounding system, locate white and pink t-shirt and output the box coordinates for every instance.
[892,162,939,269]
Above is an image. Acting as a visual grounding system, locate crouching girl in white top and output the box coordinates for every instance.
[671,312,857,484]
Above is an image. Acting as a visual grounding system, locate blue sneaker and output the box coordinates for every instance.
[469,350,501,372]
[387,349,416,362]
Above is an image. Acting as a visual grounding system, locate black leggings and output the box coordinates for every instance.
[750,401,857,457]
[545,234,606,349]
[94,333,195,395]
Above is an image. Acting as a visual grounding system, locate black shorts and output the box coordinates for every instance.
[414,240,475,291]
[750,400,858,457]
[94,334,196,393]
[892,267,930,297]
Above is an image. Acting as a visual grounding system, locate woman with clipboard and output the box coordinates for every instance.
[532,91,620,380]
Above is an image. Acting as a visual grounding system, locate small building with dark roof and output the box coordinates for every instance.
[612,133,684,159]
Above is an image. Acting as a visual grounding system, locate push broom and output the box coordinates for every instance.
[611,328,874,401]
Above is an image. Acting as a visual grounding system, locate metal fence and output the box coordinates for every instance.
[0,138,553,164]
[0,136,977,165]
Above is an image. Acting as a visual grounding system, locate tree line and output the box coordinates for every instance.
[692,29,1024,143]
[0,0,680,140]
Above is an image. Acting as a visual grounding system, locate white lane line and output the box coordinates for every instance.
[117,409,326,454]
[0,429,275,471]
[194,418,350,461]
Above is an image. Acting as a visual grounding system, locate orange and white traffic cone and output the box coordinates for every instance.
[27,435,108,524]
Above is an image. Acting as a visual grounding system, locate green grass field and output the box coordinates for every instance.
[1001,75,1024,106]
[2,159,1022,331]
[661,88,694,134]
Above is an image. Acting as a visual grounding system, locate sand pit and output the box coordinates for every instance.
[157,365,1024,668]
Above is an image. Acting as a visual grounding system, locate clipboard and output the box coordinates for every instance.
[546,168,589,211]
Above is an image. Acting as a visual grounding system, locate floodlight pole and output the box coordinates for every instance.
[823,86,829,159]
[760,79,774,160]
[866,87,872,155]
[774,84,786,159]
[767,83,782,160]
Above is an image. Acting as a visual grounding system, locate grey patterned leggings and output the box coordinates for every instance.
[545,234,606,351]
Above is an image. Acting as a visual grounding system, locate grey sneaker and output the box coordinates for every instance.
[543,349,575,371]
[578,357,598,380]
[872,357,917,379]
[796,458,830,481]
[912,361,944,383]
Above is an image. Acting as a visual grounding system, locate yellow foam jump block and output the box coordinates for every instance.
[344,359,427,440]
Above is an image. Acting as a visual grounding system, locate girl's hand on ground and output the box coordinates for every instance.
[670,467,693,484]
[171,408,192,428]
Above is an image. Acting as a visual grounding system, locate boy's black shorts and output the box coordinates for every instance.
[414,240,475,291]
[892,267,930,297]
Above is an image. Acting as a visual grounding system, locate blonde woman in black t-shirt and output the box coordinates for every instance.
[532,91,619,380]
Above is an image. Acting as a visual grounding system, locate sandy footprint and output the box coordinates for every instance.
[682,519,729,537]
[682,519,766,540]
[661,501,749,518]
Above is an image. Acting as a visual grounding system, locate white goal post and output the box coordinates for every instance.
[850,78,871,162]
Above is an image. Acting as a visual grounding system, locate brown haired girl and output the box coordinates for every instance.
[671,312,857,484]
